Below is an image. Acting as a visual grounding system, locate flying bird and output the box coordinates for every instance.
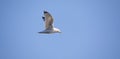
[38,11,61,34]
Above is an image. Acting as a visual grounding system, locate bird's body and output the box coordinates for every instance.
[38,11,61,34]
[38,28,61,34]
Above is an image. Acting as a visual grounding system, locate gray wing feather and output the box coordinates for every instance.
[44,11,53,30]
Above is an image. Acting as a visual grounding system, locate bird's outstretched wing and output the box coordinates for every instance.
[43,11,53,30]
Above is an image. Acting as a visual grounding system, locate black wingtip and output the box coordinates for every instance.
[44,11,48,13]
[42,16,45,21]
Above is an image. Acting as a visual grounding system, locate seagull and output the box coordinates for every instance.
[38,11,61,34]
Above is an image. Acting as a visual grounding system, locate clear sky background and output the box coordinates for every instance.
[0,0,120,59]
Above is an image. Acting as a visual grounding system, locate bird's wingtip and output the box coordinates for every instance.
[43,10,48,13]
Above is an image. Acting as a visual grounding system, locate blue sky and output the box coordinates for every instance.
[0,0,120,59]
